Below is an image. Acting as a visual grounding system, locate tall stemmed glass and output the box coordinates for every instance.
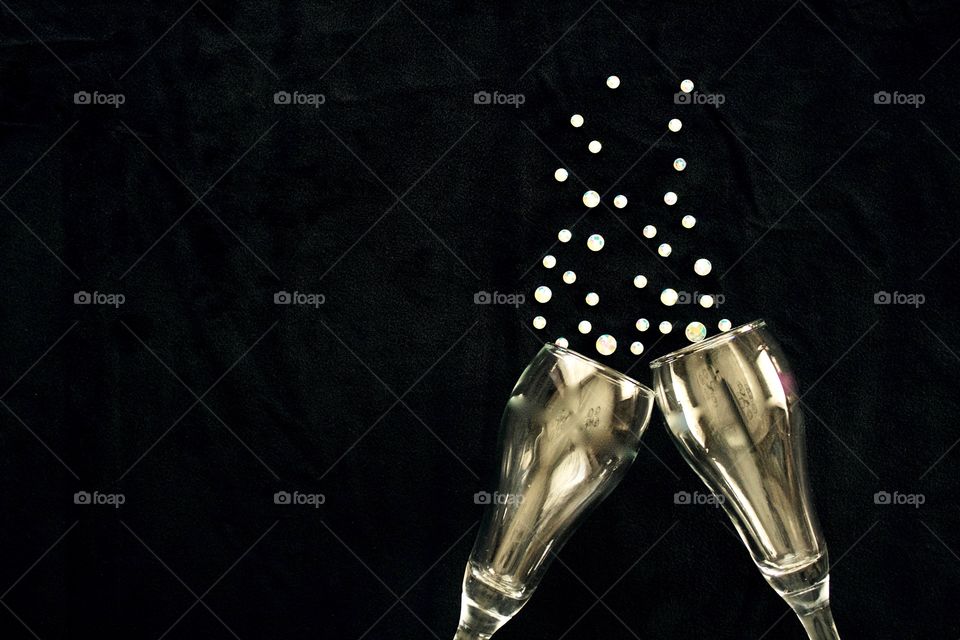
[650,320,839,640]
[454,343,656,640]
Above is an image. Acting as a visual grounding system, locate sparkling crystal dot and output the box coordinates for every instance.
[542,255,556,269]
[614,194,628,208]
[534,286,552,303]
[699,294,715,308]
[606,75,620,89]
[588,140,602,154]
[587,234,605,251]
[680,79,695,93]
[556,337,569,348]
[570,114,584,128]
[533,316,546,330]
[659,321,673,334]
[664,191,678,206]
[636,318,650,332]
[633,275,648,288]
[673,158,687,171]
[554,168,568,182]
[685,321,707,343]
[630,341,644,355]
[694,258,713,276]
[668,118,683,132]
[681,215,697,229]
[582,190,600,208]
[660,288,679,306]
[596,334,617,355]
[558,229,572,243]
[563,270,577,284]
[643,225,657,239]
[578,320,592,334]
[718,319,732,332]
[658,243,672,257]
[585,292,599,306]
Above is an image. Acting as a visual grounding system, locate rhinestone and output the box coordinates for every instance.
[633,275,648,288]
[680,79,695,93]
[558,229,572,243]
[681,215,697,229]
[718,319,732,332]
[658,243,672,257]
[664,191,678,206]
[685,321,707,343]
[668,118,683,132]
[606,75,620,89]
[673,158,686,171]
[570,114,584,128]
[587,234,605,251]
[643,225,657,239]
[533,316,546,330]
[588,140,602,154]
[699,294,714,308]
[636,318,650,332]
[554,168,568,182]
[542,255,556,269]
[534,286,552,303]
[614,194,628,208]
[585,292,599,306]
[596,334,617,355]
[582,190,600,208]
[659,321,673,334]
[555,337,569,348]
[660,288,679,306]
[694,258,712,276]
[578,320,592,334]
[630,341,644,355]
[563,270,577,284]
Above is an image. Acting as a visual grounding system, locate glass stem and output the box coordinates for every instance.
[797,603,840,640]
[453,627,485,640]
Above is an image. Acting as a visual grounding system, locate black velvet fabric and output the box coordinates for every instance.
[1,1,958,638]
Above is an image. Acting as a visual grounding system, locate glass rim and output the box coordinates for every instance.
[648,319,768,369]
[544,343,654,395]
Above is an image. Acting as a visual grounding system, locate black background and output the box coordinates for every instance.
[1,1,959,638]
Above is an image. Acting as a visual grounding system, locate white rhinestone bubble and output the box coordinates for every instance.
[558,229,572,243]
[660,288,679,306]
[585,292,599,306]
[614,194,628,208]
[685,321,707,343]
[636,318,650,332]
[680,79,695,93]
[694,258,713,276]
[534,286,552,303]
[630,341,644,355]
[596,334,617,355]
[718,319,732,332]
[533,316,546,330]
[570,114,584,128]
[578,320,592,334]
[643,225,657,239]
[587,234,605,251]
[554,168,568,182]
[542,255,556,269]
[658,243,672,257]
[673,158,686,171]
[681,215,697,229]
[633,275,648,288]
[582,190,600,208]
[606,75,620,89]
[664,191,678,206]
[659,321,673,334]
[699,294,714,308]
[588,140,602,154]
[563,270,577,284]
[668,118,683,132]
[556,337,569,348]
